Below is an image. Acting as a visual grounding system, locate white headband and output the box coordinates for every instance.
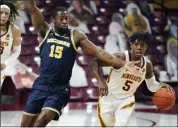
[0,5,11,12]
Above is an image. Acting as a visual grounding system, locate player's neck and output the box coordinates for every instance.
[0,24,7,31]
[54,27,69,37]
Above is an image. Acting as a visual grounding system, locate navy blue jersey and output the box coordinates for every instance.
[38,29,77,84]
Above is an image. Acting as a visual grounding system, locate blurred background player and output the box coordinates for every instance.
[0,1,21,88]
[20,0,139,127]
[89,32,174,127]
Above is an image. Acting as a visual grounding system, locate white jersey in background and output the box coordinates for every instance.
[1,24,14,86]
[1,24,13,63]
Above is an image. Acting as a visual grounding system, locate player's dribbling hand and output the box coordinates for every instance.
[98,80,108,97]
[161,83,175,94]
[0,64,6,70]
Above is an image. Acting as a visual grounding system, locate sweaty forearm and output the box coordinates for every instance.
[89,59,105,82]
[95,48,125,67]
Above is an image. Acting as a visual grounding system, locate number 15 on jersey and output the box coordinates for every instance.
[49,45,63,59]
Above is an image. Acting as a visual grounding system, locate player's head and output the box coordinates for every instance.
[0,1,19,25]
[52,6,69,34]
[129,32,150,59]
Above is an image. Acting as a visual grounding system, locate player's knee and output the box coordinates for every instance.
[33,110,56,127]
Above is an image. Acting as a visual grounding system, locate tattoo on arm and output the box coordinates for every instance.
[95,47,114,60]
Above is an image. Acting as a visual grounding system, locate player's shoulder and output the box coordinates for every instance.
[72,29,87,42]
[145,58,153,70]
[11,24,20,33]
[113,52,126,61]
[145,58,152,66]
[73,29,85,37]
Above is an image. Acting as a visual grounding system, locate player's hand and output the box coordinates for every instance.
[0,63,6,70]
[124,61,141,74]
[98,80,108,97]
[161,83,175,94]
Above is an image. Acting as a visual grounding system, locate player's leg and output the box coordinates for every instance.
[20,114,38,127]
[33,109,56,127]
[33,85,71,127]
[97,95,116,127]
[114,96,135,126]
[20,89,47,127]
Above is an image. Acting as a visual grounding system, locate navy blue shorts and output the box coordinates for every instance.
[24,77,71,120]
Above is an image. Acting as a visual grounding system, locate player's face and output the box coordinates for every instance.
[130,41,147,58]
[53,11,70,33]
[0,8,10,25]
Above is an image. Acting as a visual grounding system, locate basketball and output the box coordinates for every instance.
[153,88,175,110]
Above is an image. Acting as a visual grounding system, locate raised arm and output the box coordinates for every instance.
[25,0,49,36]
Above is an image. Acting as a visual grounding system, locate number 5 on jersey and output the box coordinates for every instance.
[49,45,63,59]
[123,80,133,91]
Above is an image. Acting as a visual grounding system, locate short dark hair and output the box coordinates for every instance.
[52,6,67,18]
[128,32,151,45]
[0,0,19,22]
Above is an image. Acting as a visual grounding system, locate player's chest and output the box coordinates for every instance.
[120,68,146,82]
[0,32,13,47]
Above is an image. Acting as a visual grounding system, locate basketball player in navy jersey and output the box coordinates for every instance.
[21,0,140,127]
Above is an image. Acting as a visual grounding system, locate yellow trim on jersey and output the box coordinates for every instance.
[106,68,113,84]
[42,107,60,115]
[39,28,52,48]
[2,75,6,80]
[23,112,39,116]
[71,30,78,52]
[121,96,135,110]
[97,97,108,127]
[121,102,135,109]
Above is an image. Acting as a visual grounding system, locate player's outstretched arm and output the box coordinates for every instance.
[25,0,48,34]
[74,30,126,67]
[145,59,174,93]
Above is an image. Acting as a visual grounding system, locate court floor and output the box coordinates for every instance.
[1,102,177,128]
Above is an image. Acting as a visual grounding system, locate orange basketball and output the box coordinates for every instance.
[152,88,176,110]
